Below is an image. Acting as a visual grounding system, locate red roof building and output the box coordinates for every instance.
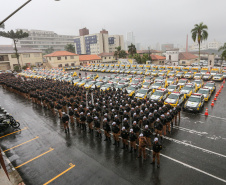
[79,55,102,66]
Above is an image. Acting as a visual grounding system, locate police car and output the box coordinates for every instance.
[212,73,224,82]
[184,72,194,79]
[178,79,189,88]
[100,83,115,91]
[115,83,129,91]
[150,88,169,102]
[135,88,153,99]
[176,71,185,79]
[150,81,165,92]
[125,86,139,96]
[91,81,106,89]
[84,81,97,89]
[142,81,153,88]
[167,84,180,93]
[167,71,176,77]
[197,88,211,101]
[183,93,205,112]
[193,79,204,90]
[164,92,185,107]
[166,77,178,86]
[202,73,213,81]
[194,73,203,80]
[180,83,197,99]
[203,81,216,93]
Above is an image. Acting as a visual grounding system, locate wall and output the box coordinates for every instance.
[166,51,179,61]
[46,55,79,68]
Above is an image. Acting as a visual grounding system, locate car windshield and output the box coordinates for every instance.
[80,80,87,83]
[201,70,208,73]
[96,82,103,86]
[195,74,201,76]
[194,81,201,85]
[205,83,214,87]
[127,86,135,91]
[153,82,162,86]
[198,89,208,94]
[182,86,192,90]
[153,91,164,96]
[137,89,148,94]
[168,94,179,99]
[168,85,176,89]
[143,82,150,85]
[178,72,183,74]
[116,84,124,88]
[131,80,139,84]
[179,80,187,83]
[86,81,94,85]
[188,96,201,102]
[104,84,113,87]
[215,74,222,77]
[119,80,127,83]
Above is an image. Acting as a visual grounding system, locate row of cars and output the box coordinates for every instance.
[72,73,216,113]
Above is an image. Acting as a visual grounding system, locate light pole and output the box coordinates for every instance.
[0,0,60,27]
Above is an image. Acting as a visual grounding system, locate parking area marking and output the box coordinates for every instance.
[43,163,76,185]
[164,136,226,158]
[3,136,39,152]
[160,153,226,183]
[15,147,54,169]
[0,127,28,139]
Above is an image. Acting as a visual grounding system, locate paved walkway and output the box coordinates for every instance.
[0,166,12,185]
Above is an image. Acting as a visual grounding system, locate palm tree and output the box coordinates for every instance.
[191,22,208,63]
[65,44,75,53]
[114,46,121,60]
[128,43,137,57]
[0,30,29,70]
[218,43,226,61]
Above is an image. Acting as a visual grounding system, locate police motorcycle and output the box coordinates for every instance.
[0,109,20,132]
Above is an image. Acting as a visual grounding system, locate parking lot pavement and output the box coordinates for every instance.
[0,76,226,185]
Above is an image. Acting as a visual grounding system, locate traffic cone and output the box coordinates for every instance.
[223,79,225,84]
[214,96,217,101]
[216,92,219,97]
[205,108,208,116]
[222,84,223,88]
[211,100,214,107]
[219,88,222,93]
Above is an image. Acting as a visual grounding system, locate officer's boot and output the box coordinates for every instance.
[126,145,129,150]
[161,136,163,141]
[88,128,91,133]
[79,123,81,128]
[104,136,108,141]
[83,125,86,132]
[113,140,116,145]
[108,137,111,142]
[117,141,120,147]
[91,129,93,133]
[67,128,69,133]
[121,143,125,149]
[129,147,133,153]
[134,148,137,153]
[95,132,99,137]
[76,122,79,127]
[65,129,67,133]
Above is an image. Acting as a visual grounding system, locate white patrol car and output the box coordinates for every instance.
[197,88,211,101]
[150,88,169,102]
[203,81,216,93]
[183,93,205,112]
[164,92,185,107]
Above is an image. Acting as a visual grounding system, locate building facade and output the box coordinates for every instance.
[44,51,79,68]
[98,53,116,63]
[0,46,43,70]
[16,29,75,52]
[79,55,102,66]
[74,29,124,55]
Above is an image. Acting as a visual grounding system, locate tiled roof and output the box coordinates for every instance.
[137,50,162,54]
[179,52,198,60]
[44,51,78,57]
[79,55,101,61]
[0,46,42,54]
[98,52,114,57]
[150,54,166,60]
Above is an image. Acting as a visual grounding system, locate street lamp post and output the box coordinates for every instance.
[0,0,60,27]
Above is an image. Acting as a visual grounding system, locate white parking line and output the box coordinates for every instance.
[164,136,226,158]
[160,153,226,183]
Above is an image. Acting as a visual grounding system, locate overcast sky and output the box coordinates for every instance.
[0,0,225,49]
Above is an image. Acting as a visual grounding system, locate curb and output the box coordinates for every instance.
[1,147,25,185]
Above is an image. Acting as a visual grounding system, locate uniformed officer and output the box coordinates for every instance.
[68,107,74,125]
[143,125,152,149]
[86,113,93,133]
[94,116,101,139]
[112,122,120,147]
[154,118,163,141]
[62,112,69,133]
[138,133,147,160]
[151,137,162,168]
[80,112,86,131]
[129,129,137,153]
[121,127,129,150]
[103,118,111,141]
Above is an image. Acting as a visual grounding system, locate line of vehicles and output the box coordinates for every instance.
[80,64,226,81]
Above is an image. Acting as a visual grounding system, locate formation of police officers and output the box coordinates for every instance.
[0,73,182,167]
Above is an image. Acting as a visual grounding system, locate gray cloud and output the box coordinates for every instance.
[0,0,225,48]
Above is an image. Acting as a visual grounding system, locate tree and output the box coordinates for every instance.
[141,53,149,64]
[191,22,208,63]
[0,23,4,29]
[128,43,137,57]
[218,43,226,61]
[133,53,141,64]
[0,30,29,70]
[114,46,127,59]
[44,47,54,55]
[65,44,75,53]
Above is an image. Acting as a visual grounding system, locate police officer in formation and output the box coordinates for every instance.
[0,72,182,167]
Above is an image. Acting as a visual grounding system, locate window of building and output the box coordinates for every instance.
[71,63,75,66]
[11,54,17,58]
[58,64,62,67]
[70,56,74,59]
[57,57,61,60]
[0,55,9,61]
[65,56,67,60]
[65,63,69,67]
[182,61,186,64]
[49,57,51,60]
[109,57,111,59]
[23,54,30,58]
[105,57,106,59]
[169,55,171,60]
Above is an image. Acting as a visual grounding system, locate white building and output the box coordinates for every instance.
[190,42,207,51]
[16,29,75,52]
[207,40,222,50]
[74,29,124,55]
[166,49,179,62]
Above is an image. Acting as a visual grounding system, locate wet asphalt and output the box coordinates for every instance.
[0,71,226,185]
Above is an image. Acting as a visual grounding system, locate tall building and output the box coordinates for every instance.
[16,29,75,52]
[74,29,124,55]
[126,32,136,50]
[79,27,89,36]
